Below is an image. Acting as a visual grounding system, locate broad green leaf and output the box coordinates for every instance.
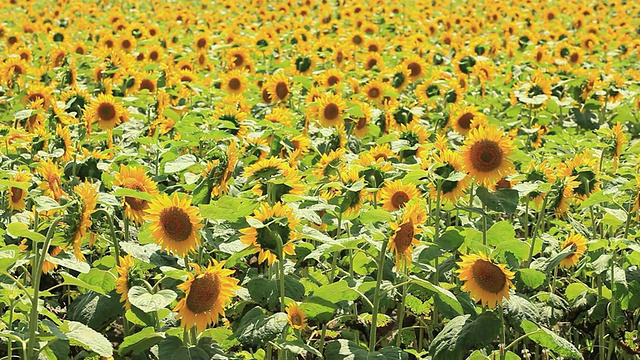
[68,290,123,330]
[119,327,165,355]
[486,221,516,246]
[7,222,45,243]
[235,307,288,347]
[299,296,336,322]
[429,312,502,360]
[521,320,583,359]
[113,187,155,201]
[0,179,29,189]
[34,196,66,212]
[494,240,529,262]
[359,209,393,223]
[247,276,305,309]
[164,154,197,173]
[436,228,465,251]
[158,336,209,360]
[410,276,463,316]
[277,340,322,357]
[128,286,177,313]
[0,245,24,274]
[565,282,590,303]
[476,187,519,215]
[312,280,359,303]
[325,339,408,359]
[518,268,546,289]
[61,320,114,357]
[199,196,259,222]
[61,272,107,295]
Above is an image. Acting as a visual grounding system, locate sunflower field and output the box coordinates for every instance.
[1,0,640,359]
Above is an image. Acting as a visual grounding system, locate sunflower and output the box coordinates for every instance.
[431,150,470,204]
[71,182,99,261]
[388,200,427,270]
[550,176,580,217]
[174,261,240,333]
[448,104,487,136]
[460,126,515,187]
[114,165,159,224]
[350,102,372,139]
[145,192,204,257]
[316,92,347,128]
[7,170,30,211]
[55,125,75,162]
[86,93,126,131]
[286,302,307,330]
[42,247,63,275]
[363,52,383,71]
[220,69,248,94]
[240,202,299,265]
[312,148,346,179]
[379,180,421,212]
[457,253,515,308]
[523,160,556,209]
[115,254,136,309]
[557,151,599,200]
[24,83,53,109]
[226,48,251,70]
[403,55,428,82]
[317,68,343,89]
[362,79,387,104]
[38,159,66,201]
[559,232,588,268]
[266,72,291,102]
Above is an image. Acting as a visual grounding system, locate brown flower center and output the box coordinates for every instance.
[275,82,289,100]
[570,52,579,64]
[327,76,339,86]
[196,38,207,49]
[292,314,303,326]
[471,259,506,293]
[97,102,117,121]
[356,117,367,130]
[233,54,244,67]
[457,112,474,130]
[122,39,132,49]
[407,62,422,77]
[159,206,193,242]
[262,88,272,103]
[149,50,159,61]
[228,78,241,91]
[367,59,377,69]
[352,35,363,45]
[186,272,220,314]
[394,221,414,254]
[367,87,380,99]
[323,103,339,121]
[11,188,23,203]
[469,140,503,172]
[390,191,409,209]
[124,184,148,211]
[140,79,155,92]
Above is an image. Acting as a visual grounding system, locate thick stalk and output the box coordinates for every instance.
[27,216,63,360]
[328,211,342,282]
[527,194,549,267]
[395,264,408,347]
[499,305,506,360]
[607,256,616,360]
[369,238,389,351]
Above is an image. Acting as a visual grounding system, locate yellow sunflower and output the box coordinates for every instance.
[460,126,515,188]
[610,123,627,171]
[557,151,599,201]
[86,93,126,131]
[312,148,346,179]
[220,69,248,94]
[379,180,421,212]
[361,79,387,105]
[71,182,99,261]
[114,165,159,224]
[285,302,307,330]
[145,192,204,257]
[240,202,299,265]
[388,200,427,270]
[115,254,135,309]
[403,55,428,82]
[457,253,515,308]
[316,93,347,128]
[37,159,66,202]
[431,150,470,204]
[559,232,588,268]
[174,261,241,333]
[7,170,30,211]
[266,72,291,102]
[448,104,487,136]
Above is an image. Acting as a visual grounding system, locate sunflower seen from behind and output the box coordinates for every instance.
[460,125,514,188]
[145,192,204,257]
[240,202,299,265]
[457,253,514,308]
[114,165,159,224]
[70,181,99,261]
[115,254,136,309]
[174,261,240,333]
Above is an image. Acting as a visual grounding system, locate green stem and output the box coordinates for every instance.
[7,299,14,358]
[524,198,529,242]
[328,211,342,282]
[318,324,327,354]
[123,215,130,337]
[396,264,408,347]
[527,194,549,267]
[433,182,442,281]
[190,326,198,347]
[590,206,599,240]
[499,305,506,360]
[369,238,389,351]
[598,276,605,360]
[108,214,121,267]
[27,216,63,360]
[607,255,616,360]
[482,208,487,246]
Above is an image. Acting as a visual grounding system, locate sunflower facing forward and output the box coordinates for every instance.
[240,202,299,265]
[559,232,588,268]
[460,125,515,188]
[146,192,204,257]
[457,253,515,308]
[316,92,347,128]
[285,302,308,330]
[174,261,241,333]
[86,93,127,131]
[379,180,421,212]
[114,165,159,224]
[7,170,30,211]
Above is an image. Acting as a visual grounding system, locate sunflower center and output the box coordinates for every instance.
[391,191,409,209]
[457,112,474,130]
[228,78,241,90]
[262,88,272,103]
[356,117,367,130]
[394,221,414,254]
[122,39,132,49]
[186,273,221,314]
[570,52,579,63]
[197,38,207,48]
[125,184,148,211]
[233,54,244,67]
[28,93,45,104]
[11,188,23,203]
[471,259,506,294]
[150,50,159,61]
[469,140,503,172]
[97,102,117,121]
[367,87,380,99]
[159,206,193,242]
[407,62,422,77]
[292,314,302,326]
[327,76,339,86]
[275,82,289,99]
[324,103,340,120]
[367,59,377,69]
[140,79,155,92]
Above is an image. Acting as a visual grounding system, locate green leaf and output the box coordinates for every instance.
[359,209,393,223]
[199,196,259,222]
[7,222,45,243]
[521,320,583,359]
[128,286,177,313]
[162,108,181,122]
[235,307,288,347]
[476,187,519,215]
[113,187,155,201]
[299,296,336,322]
[0,245,24,274]
[61,272,107,295]
[164,154,197,173]
[324,339,408,359]
[119,327,165,355]
[247,276,305,309]
[34,196,66,212]
[68,291,123,330]
[494,240,529,262]
[570,107,599,130]
[201,327,238,352]
[429,312,502,360]
[292,75,312,89]
[158,336,210,360]
[61,320,113,357]
[312,280,360,303]
[518,269,546,289]
[486,221,516,246]
[436,229,465,251]
[503,294,540,328]
[565,282,590,303]
[577,190,611,210]
[410,276,463,316]
[0,179,29,189]
[277,339,322,357]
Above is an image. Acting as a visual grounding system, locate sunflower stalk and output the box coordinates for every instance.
[369,237,389,351]
[27,215,63,360]
[395,263,408,347]
[527,193,550,267]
